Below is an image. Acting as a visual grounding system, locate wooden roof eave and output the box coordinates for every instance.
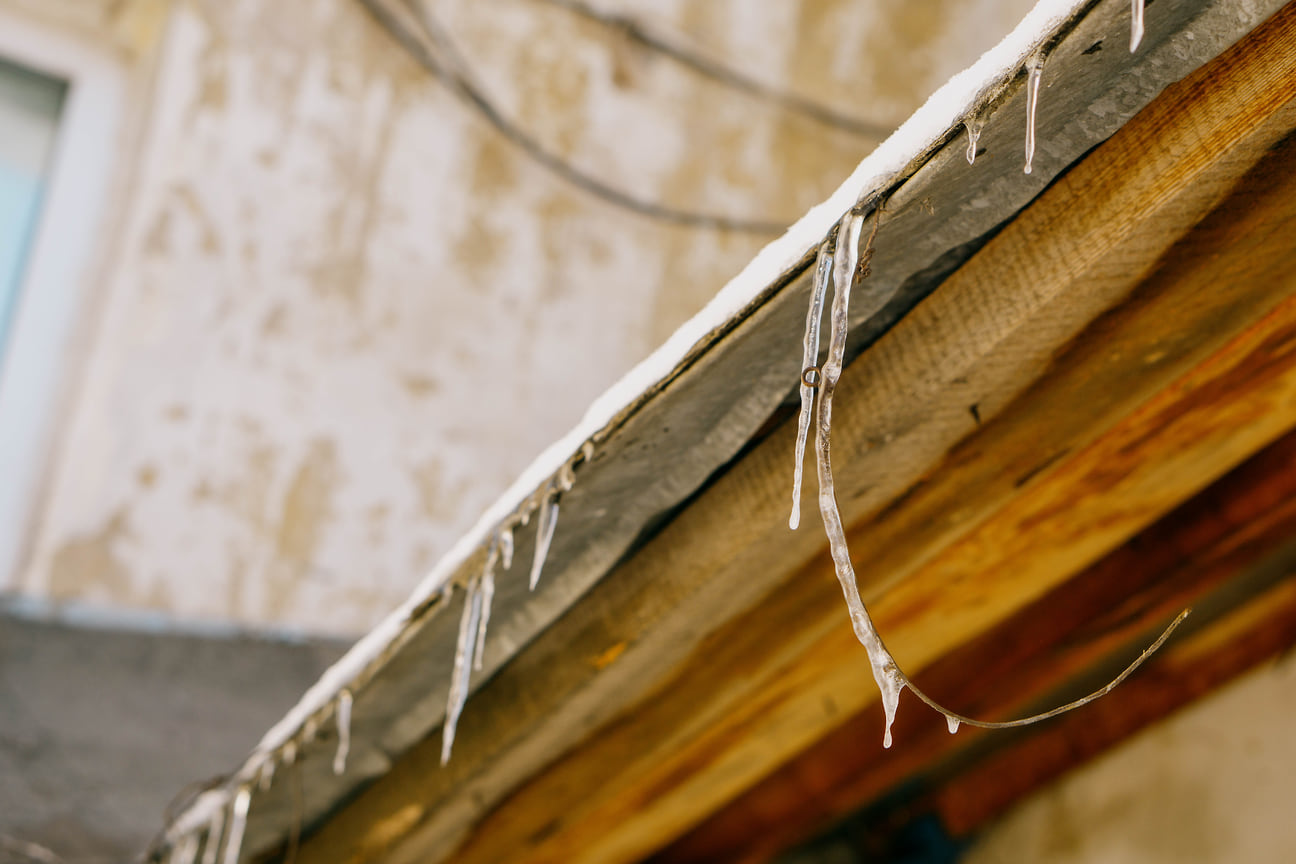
[156,0,1295,861]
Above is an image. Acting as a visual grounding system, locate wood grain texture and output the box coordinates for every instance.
[286,5,1296,863]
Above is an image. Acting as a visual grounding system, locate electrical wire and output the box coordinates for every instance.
[358,0,791,233]
[531,0,895,139]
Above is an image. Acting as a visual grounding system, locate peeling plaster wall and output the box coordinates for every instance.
[0,0,171,60]
[3,0,1035,636]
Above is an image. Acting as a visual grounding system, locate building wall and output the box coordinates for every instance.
[0,0,1035,636]
[965,657,1296,864]
[0,615,347,859]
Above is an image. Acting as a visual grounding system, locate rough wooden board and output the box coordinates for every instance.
[662,426,1296,862]
[286,7,1296,863]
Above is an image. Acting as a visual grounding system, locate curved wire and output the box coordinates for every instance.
[901,608,1189,729]
[357,0,790,234]
[529,0,895,139]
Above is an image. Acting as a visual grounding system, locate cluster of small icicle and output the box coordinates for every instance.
[964,0,1148,174]
[154,446,591,864]
[788,0,1187,750]
[442,440,593,765]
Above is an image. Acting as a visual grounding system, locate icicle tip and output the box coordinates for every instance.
[1131,0,1146,52]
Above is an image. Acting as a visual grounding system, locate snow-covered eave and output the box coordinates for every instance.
[156,0,1287,853]
[264,0,1080,773]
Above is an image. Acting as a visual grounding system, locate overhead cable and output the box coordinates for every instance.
[358,0,791,233]
[532,0,894,139]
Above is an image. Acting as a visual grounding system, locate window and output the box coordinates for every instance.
[0,55,67,365]
[0,11,123,586]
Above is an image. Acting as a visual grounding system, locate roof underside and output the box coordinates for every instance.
[155,1,1296,861]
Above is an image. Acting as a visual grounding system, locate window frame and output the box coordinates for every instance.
[0,9,126,587]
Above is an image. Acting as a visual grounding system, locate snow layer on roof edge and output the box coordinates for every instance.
[164,0,1088,841]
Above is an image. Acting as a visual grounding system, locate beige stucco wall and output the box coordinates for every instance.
[2,0,1034,635]
[965,656,1296,864]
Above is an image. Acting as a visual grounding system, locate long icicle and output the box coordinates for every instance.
[816,209,906,748]
[813,205,1190,747]
[442,575,484,765]
[473,541,499,671]
[332,689,353,776]
[220,786,251,864]
[199,803,225,864]
[1130,0,1145,51]
[1023,53,1044,175]
[170,833,200,864]
[529,484,560,591]
[790,242,833,530]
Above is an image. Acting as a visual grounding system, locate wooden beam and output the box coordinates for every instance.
[658,424,1296,862]
[292,6,1296,863]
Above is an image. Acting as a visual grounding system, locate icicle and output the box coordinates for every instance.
[442,576,484,765]
[525,447,585,590]
[499,525,514,570]
[221,786,251,864]
[472,566,494,671]
[170,833,200,864]
[333,689,353,776]
[965,110,987,165]
[282,741,297,766]
[556,458,577,493]
[529,484,560,591]
[1023,54,1044,175]
[815,210,907,750]
[790,242,833,531]
[302,714,319,744]
[965,124,981,165]
[805,208,1189,744]
[257,759,275,792]
[877,655,902,749]
[199,805,224,864]
[473,542,499,671]
[1130,0,1145,52]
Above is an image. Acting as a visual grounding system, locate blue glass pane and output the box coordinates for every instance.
[0,55,67,365]
[0,163,42,349]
